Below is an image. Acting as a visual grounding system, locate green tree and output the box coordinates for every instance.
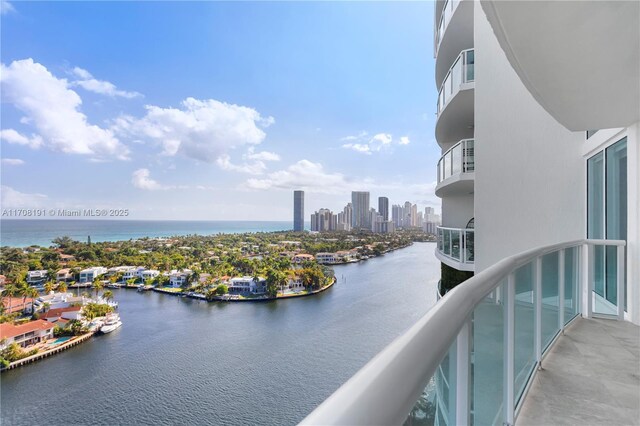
[102,290,114,304]
[215,284,228,295]
[92,278,103,299]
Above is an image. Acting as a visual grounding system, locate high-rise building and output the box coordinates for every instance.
[293,190,304,231]
[378,197,389,221]
[351,191,370,230]
[392,204,403,228]
[310,208,337,232]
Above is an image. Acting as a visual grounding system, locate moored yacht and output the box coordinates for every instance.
[100,313,122,334]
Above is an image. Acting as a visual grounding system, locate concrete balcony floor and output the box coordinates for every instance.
[517,317,640,425]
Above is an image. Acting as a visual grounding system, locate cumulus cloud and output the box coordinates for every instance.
[0,59,129,160]
[1,185,47,207]
[0,129,43,149]
[216,155,267,175]
[1,0,14,14]
[244,147,280,162]
[72,67,142,99]
[113,97,274,163]
[341,132,409,154]
[1,158,25,166]
[131,168,173,190]
[246,160,353,194]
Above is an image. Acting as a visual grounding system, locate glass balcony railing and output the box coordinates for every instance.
[302,239,627,426]
[437,49,475,116]
[437,139,474,184]
[437,226,474,264]
[434,0,460,55]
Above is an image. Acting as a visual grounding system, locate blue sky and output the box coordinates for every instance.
[1,1,440,220]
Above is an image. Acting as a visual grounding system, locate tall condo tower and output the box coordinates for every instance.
[293,190,304,231]
[378,197,389,221]
[351,191,370,230]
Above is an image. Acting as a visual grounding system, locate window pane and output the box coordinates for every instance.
[606,137,627,310]
[587,152,604,239]
[514,263,535,405]
[541,252,560,349]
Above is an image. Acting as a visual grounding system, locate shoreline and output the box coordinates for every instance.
[1,331,95,372]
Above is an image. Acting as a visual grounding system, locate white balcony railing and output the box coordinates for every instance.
[301,239,626,425]
[437,139,475,184]
[437,49,475,116]
[434,0,461,56]
[437,226,474,265]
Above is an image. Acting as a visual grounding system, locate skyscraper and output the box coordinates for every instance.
[378,197,389,221]
[293,190,304,231]
[351,191,370,230]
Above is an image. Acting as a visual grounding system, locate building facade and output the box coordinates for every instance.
[351,191,371,230]
[293,190,305,232]
[378,197,389,221]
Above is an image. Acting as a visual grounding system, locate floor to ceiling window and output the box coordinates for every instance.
[587,137,627,312]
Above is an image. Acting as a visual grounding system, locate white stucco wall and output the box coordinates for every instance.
[441,194,474,228]
[474,4,585,272]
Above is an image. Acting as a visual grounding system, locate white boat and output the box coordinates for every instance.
[100,313,122,334]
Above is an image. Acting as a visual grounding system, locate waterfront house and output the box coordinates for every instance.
[56,268,74,283]
[35,292,86,310]
[315,252,339,264]
[140,269,160,280]
[79,267,107,283]
[26,270,48,287]
[1,297,34,314]
[169,269,192,288]
[293,254,315,264]
[0,320,55,349]
[42,306,83,323]
[228,276,267,295]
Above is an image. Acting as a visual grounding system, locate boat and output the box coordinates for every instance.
[100,313,122,334]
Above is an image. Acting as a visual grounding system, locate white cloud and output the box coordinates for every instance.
[0,59,129,160]
[132,169,173,191]
[72,67,141,99]
[341,132,405,154]
[246,160,353,194]
[0,185,47,207]
[244,147,280,162]
[0,129,43,149]
[1,158,25,166]
[1,0,14,14]
[216,155,267,175]
[113,97,273,163]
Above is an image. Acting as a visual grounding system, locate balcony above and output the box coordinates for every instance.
[480,1,639,130]
[436,139,474,197]
[435,0,474,87]
[435,226,474,272]
[436,49,475,145]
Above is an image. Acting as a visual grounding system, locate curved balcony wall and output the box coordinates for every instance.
[436,139,474,197]
[435,0,474,86]
[435,49,475,144]
[436,226,474,272]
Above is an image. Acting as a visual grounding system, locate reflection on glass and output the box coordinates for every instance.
[541,252,560,349]
[472,282,505,425]
[564,247,579,323]
[514,264,535,405]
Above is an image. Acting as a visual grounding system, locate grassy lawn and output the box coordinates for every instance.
[157,287,183,293]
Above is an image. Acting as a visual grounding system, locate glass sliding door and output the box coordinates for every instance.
[587,137,627,313]
[606,138,627,308]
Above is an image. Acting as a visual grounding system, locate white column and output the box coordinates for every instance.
[456,318,471,426]
[503,273,515,425]
[534,256,542,368]
[559,249,565,331]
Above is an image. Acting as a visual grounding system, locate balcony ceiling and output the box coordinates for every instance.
[435,173,475,198]
[480,1,640,131]
[435,86,475,145]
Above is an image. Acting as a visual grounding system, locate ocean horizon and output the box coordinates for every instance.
[0,219,304,248]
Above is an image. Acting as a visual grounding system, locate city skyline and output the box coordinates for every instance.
[0,1,442,221]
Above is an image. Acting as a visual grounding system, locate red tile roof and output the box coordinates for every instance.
[1,297,34,314]
[42,306,82,319]
[0,320,55,339]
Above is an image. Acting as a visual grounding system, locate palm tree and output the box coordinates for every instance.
[24,287,39,314]
[44,281,55,294]
[58,282,68,293]
[92,278,103,299]
[102,290,114,304]
[1,284,18,315]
